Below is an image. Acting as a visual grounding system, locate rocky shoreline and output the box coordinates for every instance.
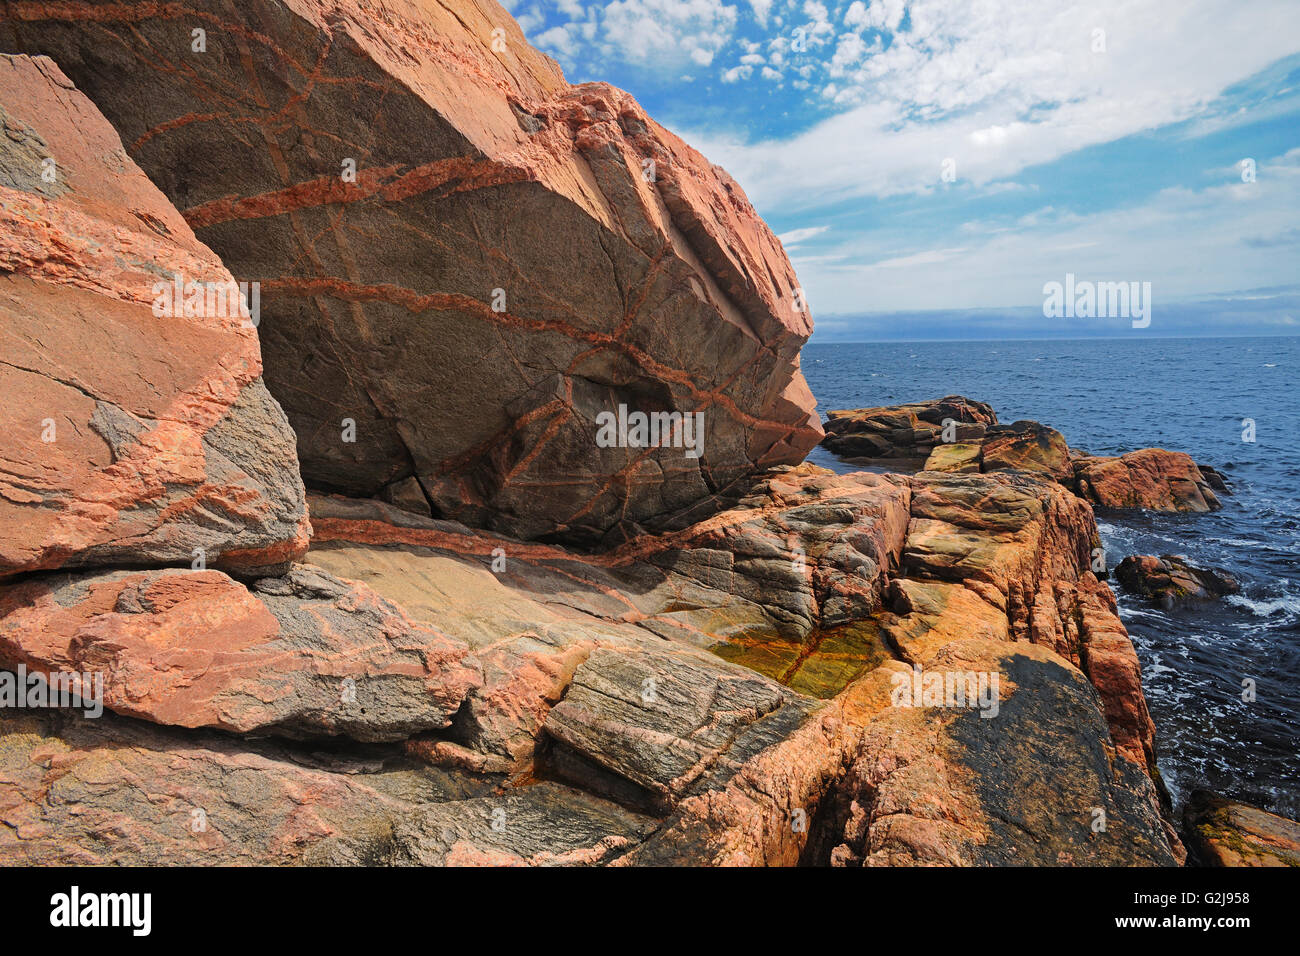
[0,2,1290,867]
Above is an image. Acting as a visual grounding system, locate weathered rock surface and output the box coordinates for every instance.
[305,465,910,767]
[545,645,813,815]
[1183,790,1300,867]
[302,465,1179,864]
[0,53,309,578]
[823,396,995,461]
[890,470,1158,773]
[0,0,821,546]
[923,442,981,473]
[981,420,1072,479]
[0,565,481,740]
[824,396,1225,514]
[1115,554,1240,608]
[0,709,657,865]
[806,646,1179,867]
[0,458,1181,865]
[1072,449,1223,513]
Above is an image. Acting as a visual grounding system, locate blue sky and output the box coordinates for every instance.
[503,0,1300,339]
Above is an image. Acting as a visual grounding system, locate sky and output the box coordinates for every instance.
[502,0,1300,340]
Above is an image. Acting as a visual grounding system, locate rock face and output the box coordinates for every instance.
[1115,554,1240,608]
[0,54,309,578]
[1183,790,1300,867]
[0,0,821,546]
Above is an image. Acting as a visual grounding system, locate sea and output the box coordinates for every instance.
[801,336,1300,818]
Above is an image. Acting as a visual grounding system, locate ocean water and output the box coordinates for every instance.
[801,336,1300,817]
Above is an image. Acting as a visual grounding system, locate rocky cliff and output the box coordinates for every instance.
[0,5,1200,867]
[0,0,821,546]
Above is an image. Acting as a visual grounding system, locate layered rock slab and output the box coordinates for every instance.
[0,565,481,740]
[0,1,822,545]
[0,460,1182,865]
[0,709,655,866]
[0,53,308,578]
[303,468,1179,865]
[1183,790,1300,867]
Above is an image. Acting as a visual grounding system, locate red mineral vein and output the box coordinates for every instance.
[182,157,533,230]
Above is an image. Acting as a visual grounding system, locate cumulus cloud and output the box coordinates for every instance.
[683,0,1300,211]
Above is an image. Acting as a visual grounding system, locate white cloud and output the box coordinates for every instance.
[747,0,775,27]
[515,4,544,35]
[788,155,1300,312]
[543,0,740,74]
[683,0,1300,212]
[778,225,829,244]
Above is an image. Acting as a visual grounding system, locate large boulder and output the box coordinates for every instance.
[0,1,822,545]
[0,564,481,740]
[0,54,308,577]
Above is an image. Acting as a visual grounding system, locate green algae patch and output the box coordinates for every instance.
[709,621,890,699]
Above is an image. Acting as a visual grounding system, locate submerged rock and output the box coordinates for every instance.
[1115,554,1240,608]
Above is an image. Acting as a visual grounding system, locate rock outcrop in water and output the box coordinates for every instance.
[823,397,1227,514]
[1183,790,1300,867]
[1115,554,1241,609]
[0,0,821,546]
[0,16,1190,866]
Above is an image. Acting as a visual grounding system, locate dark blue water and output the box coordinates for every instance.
[802,337,1300,817]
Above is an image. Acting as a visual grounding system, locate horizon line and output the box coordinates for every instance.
[806,331,1300,344]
